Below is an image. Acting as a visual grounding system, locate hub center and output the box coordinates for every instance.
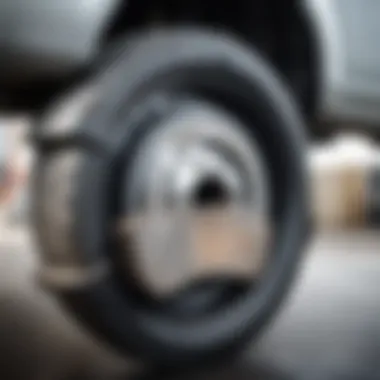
[117,100,271,297]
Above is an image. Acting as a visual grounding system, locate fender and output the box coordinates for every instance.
[0,0,122,86]
[302,0,380,126]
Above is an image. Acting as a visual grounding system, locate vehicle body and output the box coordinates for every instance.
[0,0,379,133]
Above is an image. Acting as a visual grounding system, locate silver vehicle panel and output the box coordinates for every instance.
[0,0,121,81]
[304,0,380,126]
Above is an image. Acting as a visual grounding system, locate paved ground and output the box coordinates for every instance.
[0,229,379,380]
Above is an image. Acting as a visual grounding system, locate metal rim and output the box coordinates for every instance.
[119,98,270,297]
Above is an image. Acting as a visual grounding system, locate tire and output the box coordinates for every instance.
[32,27,309,369]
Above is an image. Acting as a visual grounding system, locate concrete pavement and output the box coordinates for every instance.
[0,230,379,380]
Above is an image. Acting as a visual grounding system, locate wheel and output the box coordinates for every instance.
[31,28,309,369]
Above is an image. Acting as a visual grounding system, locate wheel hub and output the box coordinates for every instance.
[117,100,271,297]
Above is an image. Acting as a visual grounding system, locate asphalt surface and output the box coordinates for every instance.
[0,229,379,380]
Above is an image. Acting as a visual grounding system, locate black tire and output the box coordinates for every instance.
[32,28,309,369]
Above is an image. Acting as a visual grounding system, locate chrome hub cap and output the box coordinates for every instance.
[117,100,271,297]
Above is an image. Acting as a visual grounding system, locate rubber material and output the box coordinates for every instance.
[34,28,309,369]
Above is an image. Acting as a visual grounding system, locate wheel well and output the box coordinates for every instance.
[103,0,319,121]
